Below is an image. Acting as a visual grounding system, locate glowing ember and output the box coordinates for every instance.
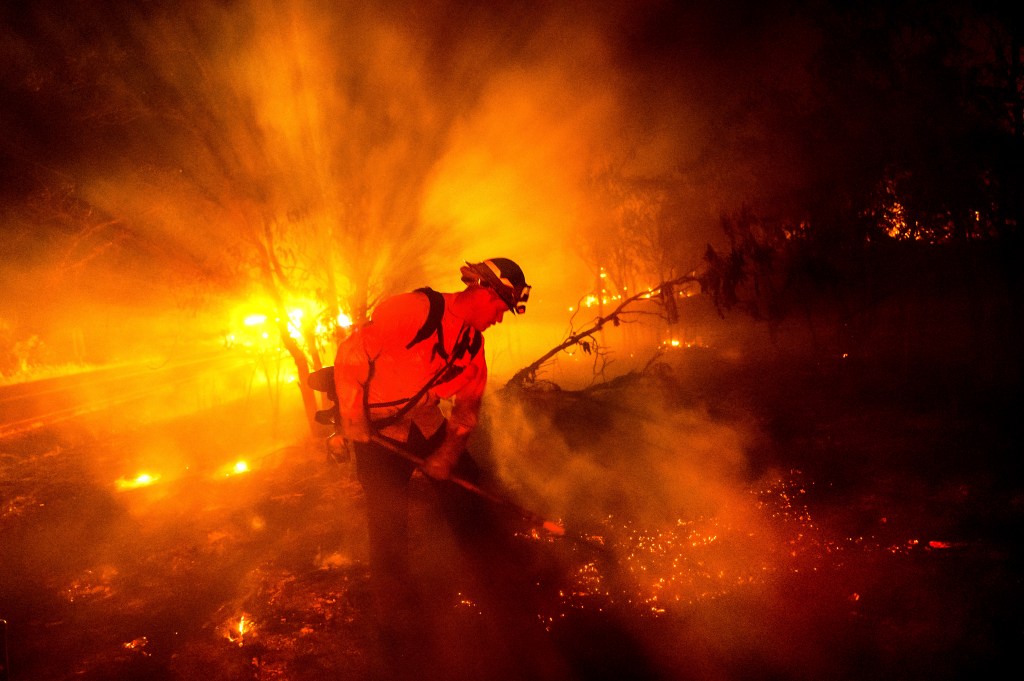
[546,471,841,619]
[542,520,566,536]
[64,567,117,602]
[454,592,482,615]
[122,637,149,655]
[116,473,160,490]
[216,456,258,478]
[226,614,254,646]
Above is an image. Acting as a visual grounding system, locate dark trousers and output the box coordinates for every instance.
[352,425,500,610]
[353,427,567,681]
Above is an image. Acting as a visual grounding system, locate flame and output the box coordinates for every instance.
[216,459,252,478]
[243,314,267,326]
[454,592,482,614]
[122,636,150,656]
[285,307,305,341]
[542,520,566,536]
[226,614,254,646]
[123,637,146,650]
[228,296,352,361]
[116,473,160,490]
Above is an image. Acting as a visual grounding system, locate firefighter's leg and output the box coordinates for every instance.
[353,440,417,616]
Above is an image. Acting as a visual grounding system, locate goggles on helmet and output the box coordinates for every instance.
[460,259,531,314]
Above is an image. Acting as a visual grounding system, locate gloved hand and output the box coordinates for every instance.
[421,428,468,480]
[341,416,371,443]
[422,452,457,480]
[325,432,351,464]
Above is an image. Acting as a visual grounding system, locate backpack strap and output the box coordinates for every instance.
[366,288,482,429]
[405,287,448,359]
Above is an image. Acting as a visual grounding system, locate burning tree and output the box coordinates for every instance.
[579,164,702,313]
[0,1,508,429]
[505,272,704,390]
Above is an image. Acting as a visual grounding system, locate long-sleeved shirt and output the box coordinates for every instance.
[333,290,487,442]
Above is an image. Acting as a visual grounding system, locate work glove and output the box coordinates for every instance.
[325,432,351,464]
[341,416,371,443]
[325,416,370,465]
[422,451,457,480]
[422,428,469,480]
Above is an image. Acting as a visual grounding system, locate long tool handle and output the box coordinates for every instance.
[368,435,566,537]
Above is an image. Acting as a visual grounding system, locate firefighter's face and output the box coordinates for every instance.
[466,285,509,331]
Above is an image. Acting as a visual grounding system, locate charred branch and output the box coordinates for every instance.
[505,273,701,391]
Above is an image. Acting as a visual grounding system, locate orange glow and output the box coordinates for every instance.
[116,473,160,490]
[285,307,305,341]
[542,520,566,536]
[219,460,251,477]
[227,296,350,368]
[122,637,150,656]
[226,614,253,646]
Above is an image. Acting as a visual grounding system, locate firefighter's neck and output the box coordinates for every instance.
[448,287,482,320]
[450,286,500,332]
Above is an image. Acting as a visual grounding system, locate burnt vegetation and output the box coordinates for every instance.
[1,3,1023,679]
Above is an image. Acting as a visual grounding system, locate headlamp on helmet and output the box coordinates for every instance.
[459,258,531,314]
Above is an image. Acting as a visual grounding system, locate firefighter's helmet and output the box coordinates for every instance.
[460,258,531,314]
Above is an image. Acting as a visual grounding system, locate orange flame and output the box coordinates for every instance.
[116,473,160,490]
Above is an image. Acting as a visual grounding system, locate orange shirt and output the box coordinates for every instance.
[333,290,487,442]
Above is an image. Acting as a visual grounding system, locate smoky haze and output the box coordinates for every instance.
[1,0,820,380]
[1,0,819,636]
[3,4,1019,680]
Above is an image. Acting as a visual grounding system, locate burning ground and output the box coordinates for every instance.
[1,331,1019,681]
[1,1,1022,677]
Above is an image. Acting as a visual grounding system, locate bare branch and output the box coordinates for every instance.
[505,273,701,390]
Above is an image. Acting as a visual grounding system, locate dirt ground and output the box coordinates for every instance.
[1,331,1021,681]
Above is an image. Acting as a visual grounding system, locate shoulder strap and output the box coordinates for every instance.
[366,290,483,429]
[405,287,447,358]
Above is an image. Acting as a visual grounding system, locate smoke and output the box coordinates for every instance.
[483,368,758,529]
[477,362,868,680]
[1,0,821,378]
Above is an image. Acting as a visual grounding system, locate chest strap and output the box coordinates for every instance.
[365,288,481,428]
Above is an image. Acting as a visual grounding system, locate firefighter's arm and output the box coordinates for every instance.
[422,353,487,480]
[333,333,373,443]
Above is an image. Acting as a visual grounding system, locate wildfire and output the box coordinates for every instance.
[122,637,150,656]
[227,297,353,358]
[226,614,254,646]
[545,471,835,619]
[218,459,251,477]
[538,468,965,630]
[454,593,482,615]
[660,337,706,350]
[115,473,160,490]
[568,268,700,312]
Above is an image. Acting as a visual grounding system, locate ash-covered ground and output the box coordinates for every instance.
[1,336,1020,681]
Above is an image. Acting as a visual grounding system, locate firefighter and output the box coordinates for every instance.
[331,258,531,633]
